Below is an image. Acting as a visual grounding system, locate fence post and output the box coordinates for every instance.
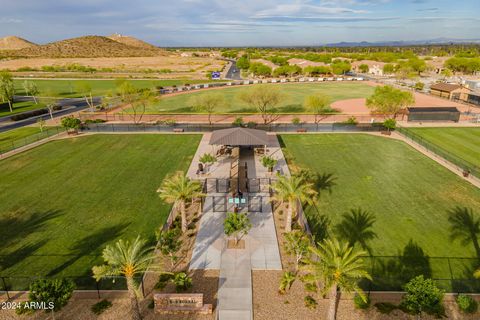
[1,277,10,300]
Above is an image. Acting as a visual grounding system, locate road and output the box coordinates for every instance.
[0,96,101,133]
[224,60,242,80]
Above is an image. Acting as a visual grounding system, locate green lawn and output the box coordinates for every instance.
[0,126,58,152]
[135,82,375,114]
[281,134,480,291]
[0,101,46,118]
[13,79,212,98]
[0,134,200,283]
[406,127,480,168]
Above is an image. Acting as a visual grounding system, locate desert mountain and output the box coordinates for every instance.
[5,35,164,58]
[0,36,37,50]
[107,33,158,49]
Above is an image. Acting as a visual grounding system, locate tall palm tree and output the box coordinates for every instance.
[448,207,480,258]
[335,208,377,254]
[303,238,371,320]
[92,237,157,320]
[157,171,204,233]
[271,175,317,232]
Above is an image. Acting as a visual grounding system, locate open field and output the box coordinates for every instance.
[13,79,214,98]
[406,127,480,168]
[136,82,376,114]
[0,134,200,281]
[281,134,480,290]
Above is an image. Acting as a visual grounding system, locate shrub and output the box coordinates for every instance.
[278,271,296,294]
[383,118,397,131]
[414,82,425,91]
[401,275,445,317]
[261,156,278,172]
[91,299,112,315]
[456,294,478,314]
[246,121,257,128]
[354,294,371,310]
[61,116,82,129]
[304,282,317,293]
[172,272,192,292]
[374,302,398,314]
[11,109,48,121]
[291,117,302,125]
[199,153,217,165]
[304,295,317,309]
[155,229,182,268]
[343,116,358,125]
[84,119,106,124]
[154,273,174,290]
[28,278,75,312]
[232,117,244,127]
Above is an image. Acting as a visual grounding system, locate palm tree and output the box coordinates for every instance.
[271,175,317,232]
[303,238,371,320]
[157,171,204,233]
[448,207,480,258]
[335,208,377,254]
[92,237,157,320]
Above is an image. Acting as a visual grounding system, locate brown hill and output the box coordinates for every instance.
[0,36,37,50]
[107,33,158,49]
[5,35,164,58]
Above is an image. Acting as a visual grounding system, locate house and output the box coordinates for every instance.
[351,60,386,76]
[429,83,470,101]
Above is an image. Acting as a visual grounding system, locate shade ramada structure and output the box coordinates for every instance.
[209,127,271,147]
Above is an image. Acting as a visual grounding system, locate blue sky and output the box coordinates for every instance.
[1,0,479,46]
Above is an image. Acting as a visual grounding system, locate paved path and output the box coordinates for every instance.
[188,133,283,319]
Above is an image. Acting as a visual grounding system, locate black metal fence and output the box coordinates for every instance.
[81,122,386,133]
[359,256,480,294]
[203,178,275,194]
[203,195,267,213]
[0,127,66,157]
[0,275,145,299]
[396,127,479,178]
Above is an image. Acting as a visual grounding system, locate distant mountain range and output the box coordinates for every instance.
[324,38,480,47]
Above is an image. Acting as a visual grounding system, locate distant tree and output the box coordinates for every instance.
[189,94,226,125]
[249,62,272,77]
[0,71,15,112]
[441,68,453,78]
[37,118,46,132]
[303,66,331,76]
[236,55,250,70]
[414,82,425,91]
[76,82,95,111]
[383,64,395,75]
[130,88,159,124]
[366,85,415,118]
[304,94,332,123]
[22,80,39,104]
[239,85,283,124]
[358,64,369,73]
[93,237,158,320]
[383,118,397,132]
[331,61,351,75]
[38,90,58,119]
[224,212,252,246]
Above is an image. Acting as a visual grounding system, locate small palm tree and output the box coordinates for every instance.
[335,208,377,254]
[92,237,157,320]
[303,238,371,320]
[271,175,317,232]
[448,207,480,257]
[157,171,204,233]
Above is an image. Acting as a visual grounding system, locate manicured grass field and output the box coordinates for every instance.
[0,101,46,118]
[0,126,57,152]
[139,82,375,113]
[13,79,212,98]
[406,127,480,168]
[0,134,200,280]
[281,134,480,290]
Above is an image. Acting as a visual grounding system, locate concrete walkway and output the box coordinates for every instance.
[188,133,283,320]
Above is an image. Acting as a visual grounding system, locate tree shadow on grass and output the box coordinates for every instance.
[46,222,131,277]
[306,209,331,243]
[450,258,480,293]
[296,169,337,197]
[334,208,377,254]
[368,240,432,291]
[448,206,480,258]
[0,209,63,252]
[0,240,48,273]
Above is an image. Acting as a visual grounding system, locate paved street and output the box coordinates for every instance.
[225,59,242,80]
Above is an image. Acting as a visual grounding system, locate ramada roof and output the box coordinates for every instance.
[430,83,462,92]
[209,127,271,146]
